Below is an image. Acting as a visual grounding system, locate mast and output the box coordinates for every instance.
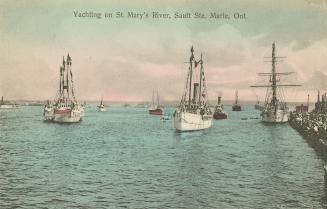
[188,46,194,109]
[66,54,70,101]
[62,56,66,100]
[198,54,203,105]
[152,90,155,107]
[307,94,310,112]
[271,42,277,108]
[235,90,238,104]
[157,91,159,106]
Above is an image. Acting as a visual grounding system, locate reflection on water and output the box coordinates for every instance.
[0,106,326,208]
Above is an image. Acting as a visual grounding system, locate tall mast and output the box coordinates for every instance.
[198,54,203,105]
[66,54,70,100]
[271,42,277,106]
[235,90,238,104]
[152,90,155,106]
[307,94,310,112]
[188,46,194,108]
[62,56,65,100]
[157,91,159,106]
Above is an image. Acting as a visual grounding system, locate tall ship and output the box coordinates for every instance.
[0,96,17,109]
[250,42,300,123]
[173,46,213,131]
[148,91,164,115]
[213,96,228,119]
[98,96,107,112]
[254,96,265,111]
[43,54,84,123]
[232,90,242,111]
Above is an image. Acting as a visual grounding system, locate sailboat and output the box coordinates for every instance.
[98,96,107,112]
[232,90,242,111]
[0,96,17,109]
[148,91,163,115]
[254,96,265,111]
[44,54,85,123]
[173,46,213,132]
[250,42,300,123]
[213,96,228,119]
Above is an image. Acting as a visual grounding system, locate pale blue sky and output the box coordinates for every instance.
[0,0,327,102]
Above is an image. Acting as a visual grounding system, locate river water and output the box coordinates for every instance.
[0,106,326,208]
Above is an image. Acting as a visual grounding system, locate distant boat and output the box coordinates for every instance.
[98,96,107,112]
[213,96,228,119]
[148,91,164,115]
[173,46,213,131]
[161,115,170,121]
[250,42,301,123]
[254,96,265,111]
[232,90,242,111]
[0,96,17,109]
[43,54,85,123]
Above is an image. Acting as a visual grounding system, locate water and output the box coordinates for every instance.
[0,106,326,208]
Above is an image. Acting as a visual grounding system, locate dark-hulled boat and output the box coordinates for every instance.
[232,89,242,111]
[213,96,228,119]
[148,91,164,115]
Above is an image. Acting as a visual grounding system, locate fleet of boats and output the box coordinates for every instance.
[1,44,312,130]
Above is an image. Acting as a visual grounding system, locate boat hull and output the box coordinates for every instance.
[232,105,242,111]
[44,106,84,123]
[213,112,228,120]
[262,109,289,123]
[174,110,213,132]
[0,104,16,109]
[98,107,107,112]
[149,108,163,115]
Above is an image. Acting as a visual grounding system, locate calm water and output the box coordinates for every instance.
[0,106,326,209]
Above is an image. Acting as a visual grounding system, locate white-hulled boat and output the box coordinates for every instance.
[98,96,107,112]
[0,96,17,109]
[44,54,84,123]
[173,46,213,132]
[250,42,300,123]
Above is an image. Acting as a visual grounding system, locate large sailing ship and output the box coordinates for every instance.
[44,54,84,123]
[250,42,300,123]
[173,46,213,131]
[148,91,163,115]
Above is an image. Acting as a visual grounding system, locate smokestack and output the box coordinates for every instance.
[218,96,221,105]
[193,83,199,103]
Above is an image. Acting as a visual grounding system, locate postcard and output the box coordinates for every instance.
[0,0,327,208]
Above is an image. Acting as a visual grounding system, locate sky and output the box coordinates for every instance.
[0,0,327,103]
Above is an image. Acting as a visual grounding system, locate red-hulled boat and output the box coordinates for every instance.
[213,96,228,119]
[232,89,242,111]
[148,91,164,115]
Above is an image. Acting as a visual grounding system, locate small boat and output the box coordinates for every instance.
[173,46,213,132]
[250,42,301,123]
[0,96,17,109]
[98,96,107,112]
[161,115,170,121]
[213,96,228,119]
[232,90,242,111]
[44,54,85,123]
[148,91,164,115]
[254,96,265,111]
